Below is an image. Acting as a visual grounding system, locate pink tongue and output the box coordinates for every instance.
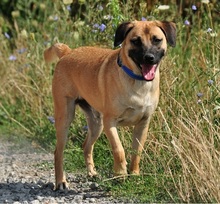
[141,64,157,80]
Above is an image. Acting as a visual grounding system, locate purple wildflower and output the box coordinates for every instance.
[93,23,106,32]
[47,116,55,124]
[4,32,10,39]
[208,79,214,85]
[184,20,190,26]
[207,28,212,33]
[141,17,147,21]
[99,24,106,32]
[66,5,71,11]
[197,92,203,98]
[192,5,197,11]
[82,126,88,131]
[93,23,100,28]
[9,55,17,61]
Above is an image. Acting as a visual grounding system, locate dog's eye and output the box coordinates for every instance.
[152,36,162,44]
[131,37,142,46]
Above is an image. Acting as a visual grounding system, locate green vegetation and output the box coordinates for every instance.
[0,0,219,202]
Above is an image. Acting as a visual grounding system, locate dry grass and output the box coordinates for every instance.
[157,102,220,202]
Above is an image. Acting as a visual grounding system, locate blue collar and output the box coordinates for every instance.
[117,56,145,81]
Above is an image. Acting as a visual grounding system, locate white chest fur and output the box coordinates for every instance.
[116,81,159,126]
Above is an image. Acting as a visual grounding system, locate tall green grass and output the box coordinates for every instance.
[0,0,219,202]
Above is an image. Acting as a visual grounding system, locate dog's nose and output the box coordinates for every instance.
[144,53,155,64]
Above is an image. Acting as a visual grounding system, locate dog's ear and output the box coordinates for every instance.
[157,21,176,47]
[114,22,134,47]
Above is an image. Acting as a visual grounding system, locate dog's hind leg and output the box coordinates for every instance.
[54,95,75,190]
[78,100,103,177]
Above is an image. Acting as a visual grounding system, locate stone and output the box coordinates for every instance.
[0,139,125,204]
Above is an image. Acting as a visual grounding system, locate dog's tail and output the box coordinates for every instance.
[44,43,71,63]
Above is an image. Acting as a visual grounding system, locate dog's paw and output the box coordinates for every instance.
[114,166,127,176]
[55,182,69,191]
[129,169,140,175]
[87,169,98,177]
[87,164,98,177]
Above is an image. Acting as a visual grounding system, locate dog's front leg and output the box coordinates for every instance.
[130,117,151,175]
[103,117,127,175]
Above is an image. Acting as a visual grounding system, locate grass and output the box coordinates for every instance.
[0,0,219,202]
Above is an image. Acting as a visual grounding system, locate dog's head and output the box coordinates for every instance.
[114,20,176,81]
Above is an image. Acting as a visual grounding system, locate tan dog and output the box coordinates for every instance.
[44,20,176,190]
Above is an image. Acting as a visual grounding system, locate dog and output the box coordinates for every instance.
[44,20,176,190]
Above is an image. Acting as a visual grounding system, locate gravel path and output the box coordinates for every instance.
[0,137,127,204]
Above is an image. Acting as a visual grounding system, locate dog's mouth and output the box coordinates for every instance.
[140,64,158,81]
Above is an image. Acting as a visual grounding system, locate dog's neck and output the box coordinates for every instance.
[117,55,146,81]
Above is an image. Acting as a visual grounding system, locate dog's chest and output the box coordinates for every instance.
[116,88,158,126]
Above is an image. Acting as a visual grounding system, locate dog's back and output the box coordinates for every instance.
[44,43,114,64]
